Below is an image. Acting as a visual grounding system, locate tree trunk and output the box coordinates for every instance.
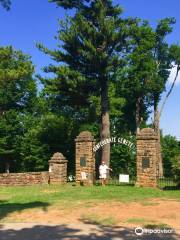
[160,66,180,118]
[100,80,110,166]
[136,97,141,134]
[157,65,180,177]
[154,105,163,177]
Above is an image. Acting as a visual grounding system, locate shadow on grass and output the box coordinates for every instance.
[0,222,179,240]
[161,186,180,190]
[0,200,50,221]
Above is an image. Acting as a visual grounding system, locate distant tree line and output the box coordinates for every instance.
[0,0,180,180]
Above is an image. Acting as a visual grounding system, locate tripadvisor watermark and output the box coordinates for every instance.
[93,137,134,152]
[135,226,174,236]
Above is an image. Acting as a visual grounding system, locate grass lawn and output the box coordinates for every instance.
[0,184,179,224]
[0,184,180,204]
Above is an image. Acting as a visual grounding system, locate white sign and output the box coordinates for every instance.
[49,165,52,173]
[81,172,87,180]
[119,174,129,183]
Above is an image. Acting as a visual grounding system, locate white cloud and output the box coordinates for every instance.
[168,65,180,85]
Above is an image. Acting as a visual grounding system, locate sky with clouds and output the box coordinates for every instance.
[168,65,180,85]
[0,0,180,139]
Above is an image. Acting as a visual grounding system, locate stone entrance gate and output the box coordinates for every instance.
[75,128,160,187]
[0,128,160,187]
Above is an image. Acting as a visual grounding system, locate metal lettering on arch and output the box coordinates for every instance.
[93,137,135,152]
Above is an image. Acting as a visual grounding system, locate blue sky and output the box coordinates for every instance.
[0,0,180,139]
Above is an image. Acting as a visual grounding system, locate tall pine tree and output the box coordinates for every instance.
[39,0,132,165]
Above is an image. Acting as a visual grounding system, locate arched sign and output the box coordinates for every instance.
[93,137,135,152]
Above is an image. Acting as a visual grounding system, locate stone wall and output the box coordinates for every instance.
[0,172,49,186]
[0,152,68,186]
[136,128,159,188]
[75,131,96,185]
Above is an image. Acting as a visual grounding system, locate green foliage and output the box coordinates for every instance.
[0,1,179,179]
[37,1,179,175]
[16,113,49,172]
[0,46,36,112]
[110,135,136,177]
[118,20,157,131]
[0,0,11,10]
[49,0,88,9]
[151,18,176,105]
[39,0,135,165]
[0,46,37,172]
[170,44,180,68]
[116,18,176,132]
[0,185,179,207]
[38,0,129,105]
[172,155,180,186]
[161,135,180,177]
[0,110,18,160]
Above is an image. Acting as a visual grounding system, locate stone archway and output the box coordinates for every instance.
[75,128,161,187]
[75,131,135,185]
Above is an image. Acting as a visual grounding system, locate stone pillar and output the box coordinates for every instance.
[75,131,96,185]
[136,128,159,188]
[48,152,68,184]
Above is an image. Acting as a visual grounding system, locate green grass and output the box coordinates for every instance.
[125,217,155,224]
[81,213,117,226]
[0,184,179,222]
[140,201,160,206]
[144,223,171,229]
[125,218,171,229]
[0,184,180,204]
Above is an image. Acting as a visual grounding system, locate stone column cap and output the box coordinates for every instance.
[48,152,68,164]
[137,128,158,140]
[75,131,95,142]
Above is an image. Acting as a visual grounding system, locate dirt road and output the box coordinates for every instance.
[0,222,179,240]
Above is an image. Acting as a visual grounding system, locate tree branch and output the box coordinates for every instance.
[159,65,180,118]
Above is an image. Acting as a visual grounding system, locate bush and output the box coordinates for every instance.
[172,155,180,186]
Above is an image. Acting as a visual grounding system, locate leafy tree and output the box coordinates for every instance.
[156,44,180,176]
[114,18,176,177]
[172,155,180,186]
[110,135,136,177]
[38,113,75,163]
[49,0,88,9]
[151,18,176,124]
[0,46,36,113]
[14,112,48,172]
[39,0,133,165]
[118,18,175,134]
[0,46,36,172]
[161,135,180,177]
[120,20,157,133]
[148,18,176,176]
[159,44,180,118]
[0,0,11,10]
[0,111,16,172]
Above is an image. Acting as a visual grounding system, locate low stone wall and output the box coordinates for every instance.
[0,152,68,186]
[0,172,49,186]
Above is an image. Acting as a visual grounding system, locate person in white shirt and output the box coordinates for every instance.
[99,161,112,185]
